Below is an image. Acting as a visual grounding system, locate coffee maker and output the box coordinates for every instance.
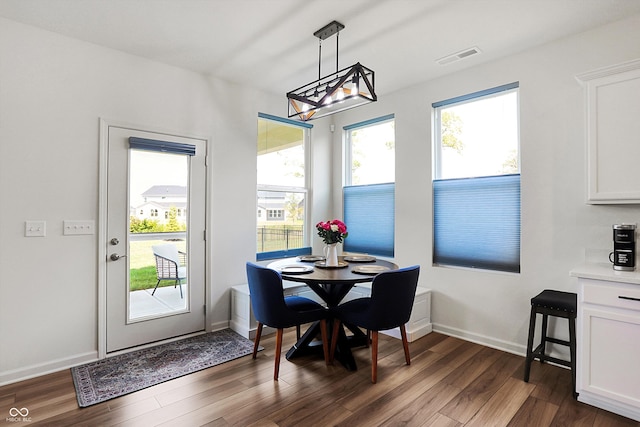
[610,224,636,271]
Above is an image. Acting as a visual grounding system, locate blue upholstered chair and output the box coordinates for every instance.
[329,265,420,383]
[246,262,330,380]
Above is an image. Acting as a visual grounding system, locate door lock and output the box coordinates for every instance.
[110,253,127,261]
[110,237,120,245]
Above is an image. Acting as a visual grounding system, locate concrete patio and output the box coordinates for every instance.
[129,284,187,319]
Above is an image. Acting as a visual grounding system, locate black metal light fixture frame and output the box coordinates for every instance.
[287,21,377,121]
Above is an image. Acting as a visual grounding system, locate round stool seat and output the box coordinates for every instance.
[531,290,576,313]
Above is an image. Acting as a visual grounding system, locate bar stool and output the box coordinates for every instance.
[523,289,578,398]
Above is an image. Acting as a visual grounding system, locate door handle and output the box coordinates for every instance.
[110,253,127,261]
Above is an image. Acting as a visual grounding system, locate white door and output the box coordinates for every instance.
[105,125,206,353]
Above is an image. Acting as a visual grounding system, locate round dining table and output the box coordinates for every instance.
[267,255,398,371]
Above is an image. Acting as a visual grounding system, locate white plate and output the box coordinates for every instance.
[314,261,349,269]
[344,255,376,262]
[298,255,325,262]
[279,265,314,274]
[352,265,390,275]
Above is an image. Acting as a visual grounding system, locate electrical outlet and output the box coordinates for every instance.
[25,221,46,237]
[63,220,95,236]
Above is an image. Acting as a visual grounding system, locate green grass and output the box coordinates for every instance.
[129,239,186,291]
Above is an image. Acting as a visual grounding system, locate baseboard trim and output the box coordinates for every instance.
[0,351,98,387]
[433,323,526,357]
[381,323,433,342]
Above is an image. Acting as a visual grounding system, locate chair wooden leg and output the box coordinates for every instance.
[400,324,411,365]
[329,320,341,364]
[253,323,263,359]
[274,328,284,381]
[319,319,329,365]
[371,330,379,383]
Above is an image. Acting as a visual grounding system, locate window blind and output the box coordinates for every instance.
[343,183,395,257]
[433,174,520,273]
[129,137,196,156]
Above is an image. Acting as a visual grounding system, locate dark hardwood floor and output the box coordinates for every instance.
[1,330,638,426]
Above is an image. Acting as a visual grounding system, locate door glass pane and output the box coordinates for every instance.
[128,149,189,321]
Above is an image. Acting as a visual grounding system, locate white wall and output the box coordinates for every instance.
[2,11,640,385]
[0,18,305,384]
[332,13,640,353]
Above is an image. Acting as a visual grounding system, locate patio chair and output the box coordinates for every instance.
[151,244,187,298]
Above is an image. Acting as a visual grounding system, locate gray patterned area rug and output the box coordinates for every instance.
[71,329,258,407]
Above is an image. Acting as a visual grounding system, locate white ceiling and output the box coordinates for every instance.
[2,0,640,97]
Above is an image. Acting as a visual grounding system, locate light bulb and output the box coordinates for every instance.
[351,81,359,96]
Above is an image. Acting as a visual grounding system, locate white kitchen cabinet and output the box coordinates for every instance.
[576,59,640,204]
[570,264,640,421]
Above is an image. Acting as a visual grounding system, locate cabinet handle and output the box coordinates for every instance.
[618,295,640,302]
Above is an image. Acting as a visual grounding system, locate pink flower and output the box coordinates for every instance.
[316,219,348,244]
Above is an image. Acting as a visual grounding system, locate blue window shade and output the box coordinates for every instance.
[129,137,196,156]
[433,174,520,273]
[343,183,395,257]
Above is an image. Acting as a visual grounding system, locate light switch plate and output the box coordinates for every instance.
[64,220,95,235]
[25,220,46,237]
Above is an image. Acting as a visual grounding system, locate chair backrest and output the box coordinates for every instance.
[152,244,180,264]
[367,265,420,331]
[245,262,292,327]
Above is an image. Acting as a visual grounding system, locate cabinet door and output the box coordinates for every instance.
[576,59,640,204]
[581,306,640,406]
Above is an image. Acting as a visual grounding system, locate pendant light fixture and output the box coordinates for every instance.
[286,20,377,121]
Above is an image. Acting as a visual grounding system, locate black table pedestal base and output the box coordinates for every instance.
[285,320,368,371]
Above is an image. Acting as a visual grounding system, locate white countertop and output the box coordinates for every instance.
[570,263,640,285]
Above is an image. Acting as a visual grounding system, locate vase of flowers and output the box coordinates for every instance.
[316,219,348,267]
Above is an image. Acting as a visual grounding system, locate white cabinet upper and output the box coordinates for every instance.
[576,59,640,204]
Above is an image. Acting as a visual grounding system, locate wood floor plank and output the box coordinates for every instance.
[438,350,524,423]
[377,380,463,427]
[422,413,463,427]
[551,395,597,426]
[507,396,559,427]
[1,330,638,427]
[465,376,536,426]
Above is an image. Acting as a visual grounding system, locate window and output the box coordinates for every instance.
[343,115,395,257]
[256,113,312,260]
[433,82,520,273]
[267,209,284,220]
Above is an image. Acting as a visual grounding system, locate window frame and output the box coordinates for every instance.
[343,114,396,257]
[256,113,313,260]
[432,82,521,273]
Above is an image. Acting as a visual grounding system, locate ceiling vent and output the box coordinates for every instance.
[436,46,482,66]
